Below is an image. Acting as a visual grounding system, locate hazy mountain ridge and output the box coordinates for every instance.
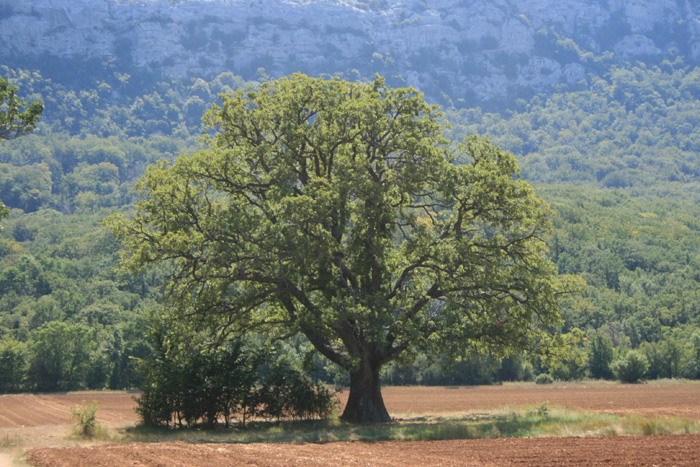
[1,0,699,102]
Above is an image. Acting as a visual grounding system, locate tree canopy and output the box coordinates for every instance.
[0,76,44,141]
[111,73,578,423]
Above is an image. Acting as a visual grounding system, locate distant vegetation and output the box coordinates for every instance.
[1,60,700,397]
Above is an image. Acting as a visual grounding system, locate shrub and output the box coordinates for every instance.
[0,338,27,393]
[135,339,337,428]
[587,334,614,379]
[611,350,649,383]
[535,373,554,385]
[136,339,261,428]
[256,359,338,422]
[71,400,100,437]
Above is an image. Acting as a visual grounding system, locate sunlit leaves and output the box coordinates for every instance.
[110,74,577,379]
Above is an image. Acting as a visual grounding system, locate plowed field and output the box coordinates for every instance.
[1,382,698,466]
[0,392,138,428]
[27,435,700,466]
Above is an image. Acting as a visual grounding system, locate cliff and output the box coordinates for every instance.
[1,0,698,103]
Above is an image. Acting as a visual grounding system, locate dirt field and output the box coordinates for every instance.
[0,392,138,428]
[27,435,700,466]
[1,381,699,466]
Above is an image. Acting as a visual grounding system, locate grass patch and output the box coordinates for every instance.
[69,422,113,442]
[0,434,23,448]
[120,404,700,445]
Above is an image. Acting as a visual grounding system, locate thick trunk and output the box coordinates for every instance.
[341,360,391,423]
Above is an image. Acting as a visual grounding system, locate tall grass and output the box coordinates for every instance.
[0,435,22,448]
[121,404,700,444]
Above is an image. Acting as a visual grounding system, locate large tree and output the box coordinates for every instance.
[110,74,580,423]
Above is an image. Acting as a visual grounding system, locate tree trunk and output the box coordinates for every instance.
[341,359,391,423]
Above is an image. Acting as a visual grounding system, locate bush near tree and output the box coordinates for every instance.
[136,334,337,428]
[611,350,649,383]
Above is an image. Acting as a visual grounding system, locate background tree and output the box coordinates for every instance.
[0,337,28,393]
[0,76,43,141]
[110,74,580,423]
[588,333,614,379]
[0,76,43,225]
[28,321,94,391]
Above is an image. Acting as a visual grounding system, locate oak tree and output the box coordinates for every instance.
[109,74,579,423]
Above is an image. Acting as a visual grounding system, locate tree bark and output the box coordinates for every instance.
[341,359,391,423]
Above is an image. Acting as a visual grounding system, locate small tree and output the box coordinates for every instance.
[547,329,587,381]
[588,334,614,380]
[0,202,8,224]
[0,337,28,393]
[611,350,649,383]
[110,74,581,423]
[685,333,700,379]
[71,400,100,437]
[28,321,94,391]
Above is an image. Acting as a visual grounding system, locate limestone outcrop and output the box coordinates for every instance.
[1,0,697,102]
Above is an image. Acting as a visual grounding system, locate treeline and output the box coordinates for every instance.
[442,60,700,384]
[447,60,700,188]
[2,63,700,394]
[0,209,156,392]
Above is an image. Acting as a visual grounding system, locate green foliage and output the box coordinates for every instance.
[28,321,94,391]
[257,359,338,422]
[71,400,100,437]
[535,373,554,385]
[110,73,579,422]
[611,350,649,383]
[447,63,700,188]
[137,339,261,428]
[0,163,53,212]
[640,338,684,380]
[545,329,588,381]
[0,337,27,392]
[2,57,700,397]
[0,76,43,141]
[587,334,614,380]
[136,332,337,428]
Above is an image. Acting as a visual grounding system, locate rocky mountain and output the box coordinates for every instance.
[1,0,699,105]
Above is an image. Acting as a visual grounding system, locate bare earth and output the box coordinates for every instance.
[1,382,698,466]
[27,435,700,466]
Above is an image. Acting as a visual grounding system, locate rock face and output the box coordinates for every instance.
[1,0,698,103]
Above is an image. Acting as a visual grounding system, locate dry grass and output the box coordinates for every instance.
[119,404,700,445]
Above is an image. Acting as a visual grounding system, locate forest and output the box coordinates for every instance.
[1,60,700,394]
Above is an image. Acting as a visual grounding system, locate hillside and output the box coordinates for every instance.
[2,0,700,106]
[1,0,700,392]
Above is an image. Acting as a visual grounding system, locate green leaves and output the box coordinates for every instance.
[0,77,44,141]
[110,73,577,381]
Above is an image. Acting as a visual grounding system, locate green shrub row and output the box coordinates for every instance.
[136,339,337,428]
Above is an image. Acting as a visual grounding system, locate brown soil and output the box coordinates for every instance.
[2,382,699,466]
[379,382,700,420]
[27,435,700,466]
[0,392,138,428]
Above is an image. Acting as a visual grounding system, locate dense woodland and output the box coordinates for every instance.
[1,60,700,393]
